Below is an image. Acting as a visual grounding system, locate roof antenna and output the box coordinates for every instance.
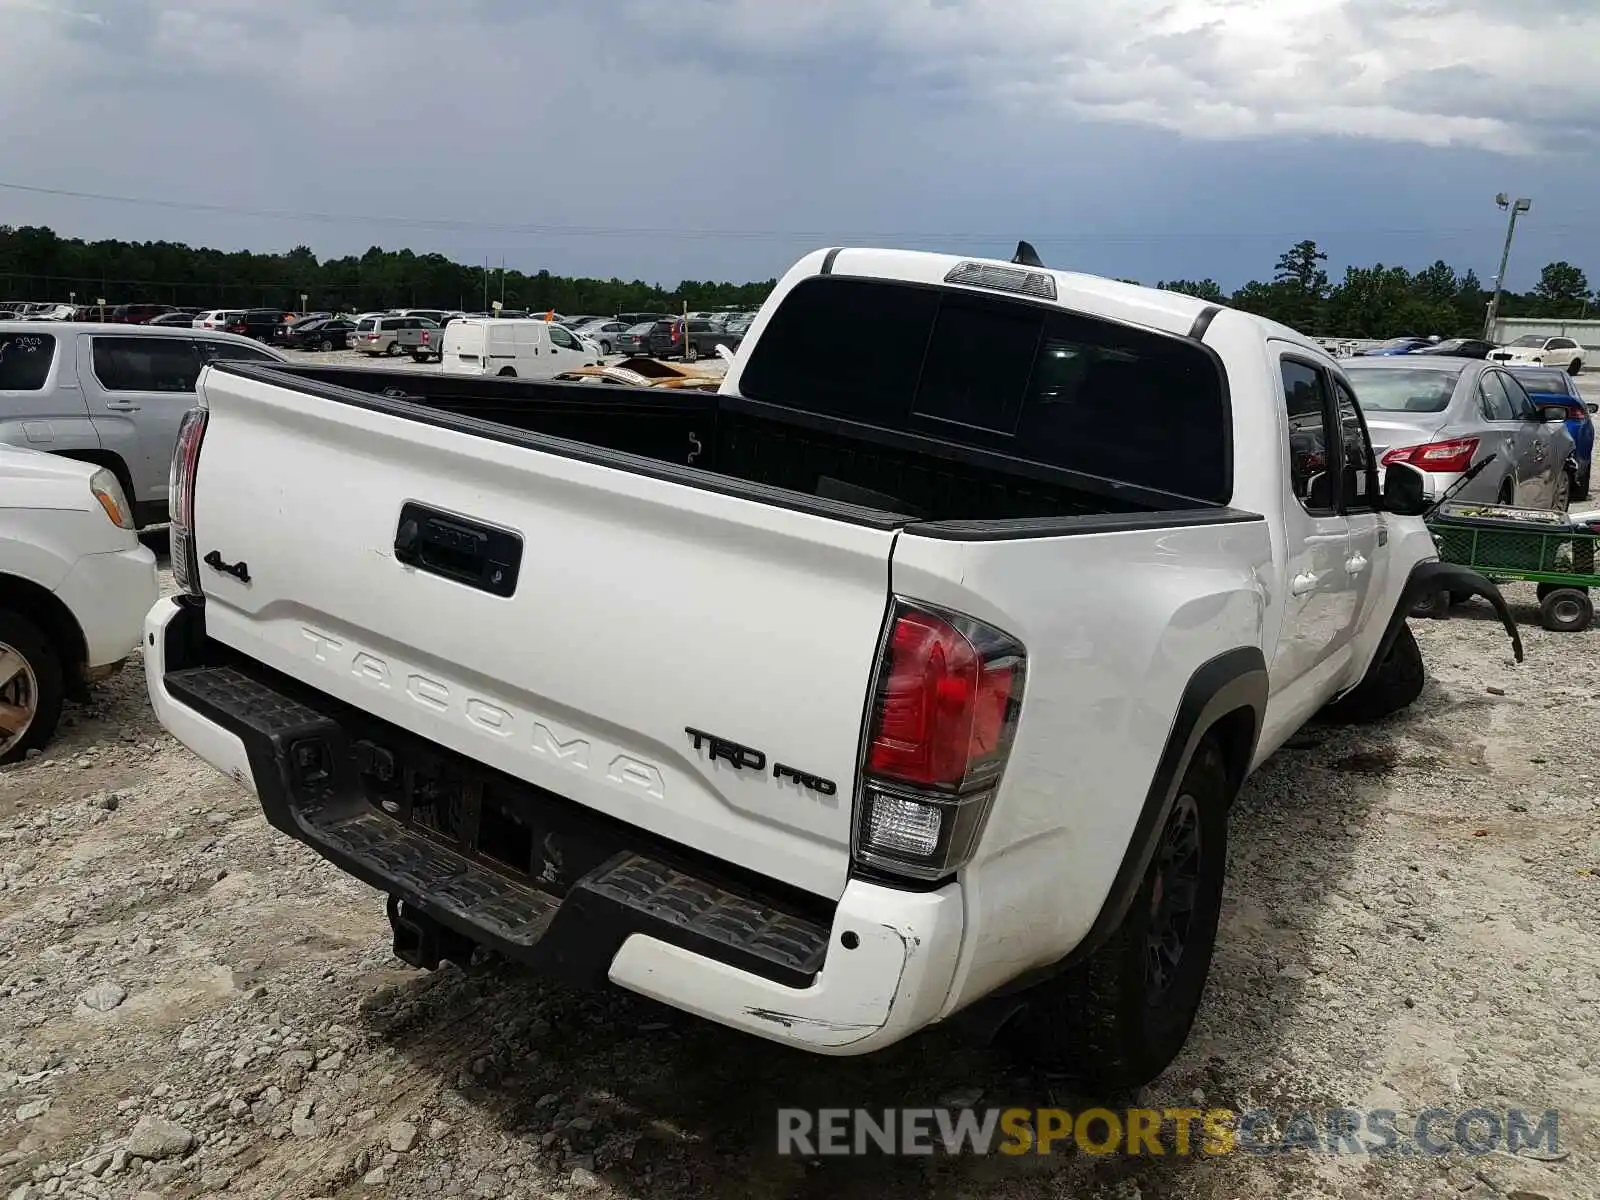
[1011,240,1045,268]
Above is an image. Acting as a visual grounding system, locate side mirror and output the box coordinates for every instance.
[1588,403,1597,415]
[1539,404,1572,423]
[1382,463,1431,516]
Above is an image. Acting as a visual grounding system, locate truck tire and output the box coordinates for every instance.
[1539,587,1593,632]
[1322,623,1425,724]
[0,610,65,765]
[685,344,699,363]
[385,341,402,357]
[998,738,1230,1090]
[497,367,517,378]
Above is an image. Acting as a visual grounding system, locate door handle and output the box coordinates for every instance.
[1345,555,1369,575]
[1291,572,1321,596]
[105,402,140,412]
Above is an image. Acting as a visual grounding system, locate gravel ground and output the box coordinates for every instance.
[1,376,1598,1199]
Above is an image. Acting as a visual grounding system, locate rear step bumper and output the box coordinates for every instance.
[143,597,965,1054]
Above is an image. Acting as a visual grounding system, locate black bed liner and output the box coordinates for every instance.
[210,361,1262,537]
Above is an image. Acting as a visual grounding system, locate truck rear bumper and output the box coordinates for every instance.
[142,597,963,1054]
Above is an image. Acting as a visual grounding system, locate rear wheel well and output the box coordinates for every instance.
[0,574,89,699]
[1206,705,1259,798]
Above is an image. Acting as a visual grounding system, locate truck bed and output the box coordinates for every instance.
[239,362,1227,529]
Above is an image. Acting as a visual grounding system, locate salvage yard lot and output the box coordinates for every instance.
[2,377,1599,1200]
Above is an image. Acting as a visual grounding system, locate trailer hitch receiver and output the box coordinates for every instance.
[387,895,476,970]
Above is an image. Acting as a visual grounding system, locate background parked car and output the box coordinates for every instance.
[613,319,679,358]
[145,309,203,328]
[1356,336,1432,356]
[354,314,434,356]
[1345,356,1575,509]
[108,303,176,325]
[1510,365,1596,498]
[1489,334,1586,375]
[1412,338,1498,359]
[678,316,745,361]
[273,312,332,343]
[222,309,282,341]
[571,319,629,354]
[395,318,446,362]
[193,309,245,331]
[282,317,357,351]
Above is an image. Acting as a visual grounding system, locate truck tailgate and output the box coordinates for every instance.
[190,368,895,899]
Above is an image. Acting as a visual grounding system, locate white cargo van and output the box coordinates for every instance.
[440,318,596,379]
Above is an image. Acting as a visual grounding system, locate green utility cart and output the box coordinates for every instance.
[1425,502,1600,632]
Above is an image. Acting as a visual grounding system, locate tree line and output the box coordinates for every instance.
[0,225,1592,336]
[0,225,775,316]
[1159,240,1594,338]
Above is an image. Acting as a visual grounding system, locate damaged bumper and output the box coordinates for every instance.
[142,597,964,1054]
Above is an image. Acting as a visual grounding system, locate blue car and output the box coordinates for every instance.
[1359,336,1434,357]
[1510,366,1596,498]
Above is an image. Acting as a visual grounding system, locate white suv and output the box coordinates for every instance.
[0,322,286,528]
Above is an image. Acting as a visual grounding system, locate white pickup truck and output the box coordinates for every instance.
[143,247,1521,1087]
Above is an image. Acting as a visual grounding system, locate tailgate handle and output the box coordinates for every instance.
[393,503,522,598]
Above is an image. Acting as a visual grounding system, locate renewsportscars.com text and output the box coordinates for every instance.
[776,1107,1560,1158]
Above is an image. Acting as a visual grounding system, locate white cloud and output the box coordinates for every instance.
[621,0,1600,150]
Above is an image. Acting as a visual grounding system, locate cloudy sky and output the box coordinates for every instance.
[1,0,1596,289]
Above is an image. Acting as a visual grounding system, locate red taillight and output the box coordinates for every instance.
[854,601,1025,881]
[170,407,209,597]
[868,611,1017,786]
[1381,437,1479,473]
[421,331,430,343]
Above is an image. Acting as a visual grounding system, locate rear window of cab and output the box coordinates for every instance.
[736,276,1230,502]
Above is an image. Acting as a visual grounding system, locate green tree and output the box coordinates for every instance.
[1270,240,1331,332]
[1158,279,1226,302]
[1532,261,1591,316]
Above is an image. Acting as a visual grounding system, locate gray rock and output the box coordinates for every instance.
[388,1121,418,1153]
[14,1099,49,1121]
[363,1167,387,1186]
[200,1167,235,1190]
[78,981,128,1012]
[78,1154,112,1178]
[279,1049,315,1072]
[124,1115,194,1161]
[569,1166,602,1190]
[291,1115,318,1138]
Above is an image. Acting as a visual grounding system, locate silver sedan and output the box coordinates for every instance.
[1344,356,1576,510]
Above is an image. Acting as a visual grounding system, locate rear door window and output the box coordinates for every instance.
[0,332,56,390]
[195,340,278,364]
[737,275,1230,501]
[1480,373,1518,421]
[91,336,201,392]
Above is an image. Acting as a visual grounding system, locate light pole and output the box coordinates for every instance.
[1483,192,1531,341]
